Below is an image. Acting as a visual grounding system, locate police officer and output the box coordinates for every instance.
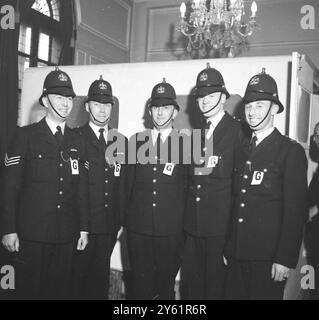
[183,64,245,300]
[72,76,127,300]
[126,79,188,300]
[224,69,308,300]
[0,67,89,300]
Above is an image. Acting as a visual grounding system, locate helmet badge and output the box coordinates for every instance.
[200,73,208,82]
[157,85,166,94]
[249,76,260,86]
[99,82,108,90]
[58,73,68,82]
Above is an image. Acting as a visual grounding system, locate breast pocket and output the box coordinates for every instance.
[29,153,55,182]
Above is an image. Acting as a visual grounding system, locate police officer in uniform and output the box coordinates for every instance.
[183,64,245,300]
[72,76,127,300]
[126,79,188,300]
[224,69,308,300]
[0,67,89,300]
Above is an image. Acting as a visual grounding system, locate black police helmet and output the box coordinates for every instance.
[39,67,76,106]
[86,75,114,105]
[243,68,284,113]
[149,78,180,111]
[195,63,230,99]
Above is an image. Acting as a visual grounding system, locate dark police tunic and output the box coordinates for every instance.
[225,128,308,300]
[1,118,89,299]
[183,112,245,300]
[126,129,188,300]
[72,123,127,300]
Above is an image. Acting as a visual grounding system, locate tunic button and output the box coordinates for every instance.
[60,178,64,182]
[244,175,249,180]
[196,197,201,202]
[153,203,157,207]
[57,205,61,209]
[203,147,207,152]
[153,167,157,172]
[241,189,246,194]
[105,168,108,172]
[240,203,245,208]
[38,155,42,159]
[105,180,109,184]
[238,218,244,223]
[105,204,108,208]
[59,163,63,167]
[105,193,108,196]
[59,191,63,195]
[153,191,157,195]
[153,179,157,183]
[197,185,201,190]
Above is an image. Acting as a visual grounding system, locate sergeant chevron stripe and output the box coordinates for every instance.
[4,153,21,167]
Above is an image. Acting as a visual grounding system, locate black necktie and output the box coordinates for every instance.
[250,135,258,153]
[156,133,162,164]
[55,126,64,148]
[99,128,107,151]
[202,121,212,140]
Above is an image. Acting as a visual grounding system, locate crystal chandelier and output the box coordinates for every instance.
[177,0,259,58]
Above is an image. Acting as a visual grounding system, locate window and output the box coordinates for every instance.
[32,0,61,21]
[18,0,63,102]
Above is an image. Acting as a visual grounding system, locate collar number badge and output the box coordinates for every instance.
[163,163,175,176]
[251,171,264,185]
[71,159,79,175]
[114,164,121,177]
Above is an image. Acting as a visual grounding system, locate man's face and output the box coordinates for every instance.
[197,92,225,118]
[86,101,112,126]
[245,100,277,132]
[150,105,177,130]
[44,94,73,120]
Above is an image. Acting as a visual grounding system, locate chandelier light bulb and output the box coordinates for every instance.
[180,2,186,18]
[251,1,257,18]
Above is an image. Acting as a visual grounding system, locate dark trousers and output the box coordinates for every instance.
[225,259,286,300]
[127,231,184,300]
[183,234,226,300]
[72,233,117,300]
[13,240,74,300]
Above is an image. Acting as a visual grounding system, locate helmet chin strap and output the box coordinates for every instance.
[47,96,67,120]
[248,102,274,129]
[152,108,175,129]
[200,92,223,116]
[89,107,110,126]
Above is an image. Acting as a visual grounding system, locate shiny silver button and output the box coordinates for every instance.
[105,193,108,196]
[105,204,108,208]
[197,185,201,190]
[153,191,157,195]
[244,175,249,180]
[60,178,64,182]
[240,203,246,208]
[153,179,157,183]
[238,218,244,223]
[153,167,157,172]
[59,191,63,195]
[153,203,157,207]
[196,197,201,202]
[241,189,247,194]
[59,163,63,167]
[57,205,61,209]
[105,180,109,184]
[105,168,108,172]
[38,155,42,159]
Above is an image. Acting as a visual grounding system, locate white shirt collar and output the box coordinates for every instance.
[152,128,172,145]
[89,121,109,140]
[205,111,225,139]
[207,110,225,129]
[45,117,66,135]
[253,127,275,145]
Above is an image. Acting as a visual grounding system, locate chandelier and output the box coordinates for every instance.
[177,0,259,58]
